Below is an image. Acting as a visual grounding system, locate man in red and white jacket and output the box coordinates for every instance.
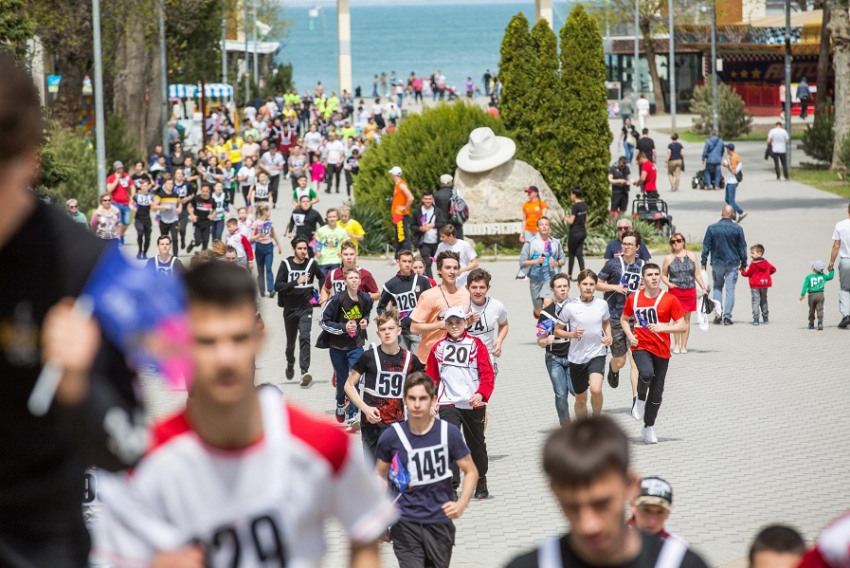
[225,217,255,269]
[426,306,495,500]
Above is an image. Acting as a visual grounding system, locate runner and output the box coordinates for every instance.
[426,306,495,500]
[286,195,325,254]
[410,251,471,364]
[556,269,613,418]
[503,416,708,568]
[145,235,186,276]
[621,263,686,444]
[315,208,350,279]
[320,240,381,304]
[318,267,374,427]
[224,217,255,269]
[596,230,644,401]
[435,224,479,288]
[466,268,509,375]
[185,183,217,253]
[151,176,182,258]
[131,176,154,259]
[536,273,574,425]
[250,204,282,298]
[375,372,478,568]
[628,477,680,540]
[274,235,323,387]
[344,309,424,458]
[377,249,433,353]
[91,261,395,567]
[519,216,566,318]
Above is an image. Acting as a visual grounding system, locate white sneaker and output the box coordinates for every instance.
[672,348,680,354]
[631,398,646,421]
[642,426,658,444]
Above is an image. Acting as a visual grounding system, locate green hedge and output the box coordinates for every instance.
[353,101,509,216]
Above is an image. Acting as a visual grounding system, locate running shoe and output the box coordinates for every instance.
[642,426,658,444]
[300,373,312,387]
[762,319,769,324]
[839,316,850,329]
[631,398,646,422]
[752,319,759,326]
[607,365,619,389]
[335,404,345,423]
[474,477,489,500]
[269,291,276,299]
[737,212,748,222]
[285,365,294,380]
[808,323,815,330]
[713,316,722,325]
[817,320,824,330]
[185,240,196,254]
[345,417,360,433]
[723,318,733,325]
[672,347,680,354]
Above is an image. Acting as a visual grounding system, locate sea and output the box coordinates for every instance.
[275,1,571,94]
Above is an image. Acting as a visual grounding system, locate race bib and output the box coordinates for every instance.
[442,343,471,368]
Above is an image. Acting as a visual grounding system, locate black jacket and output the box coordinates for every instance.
[376,272,433,332]
[434,185,461,226]
[409,205,447,247]
[274,256,323,310]
[316,290,374,349]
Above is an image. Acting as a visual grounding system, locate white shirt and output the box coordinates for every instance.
[768,127,789,153]
[304,131,323,151]
[372,103,384,116]
[436,239,478,288]
[418,205,439,244]
[834,218,850,258]
[237,166,256,187]
[326,140,345,164]
[260,151,285,176]
[468,297,508,354]
[636,98,650,114]
[559,297,610,364]
[723,159,742,185]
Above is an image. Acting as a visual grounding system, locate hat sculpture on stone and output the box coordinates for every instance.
[456,127,516,173]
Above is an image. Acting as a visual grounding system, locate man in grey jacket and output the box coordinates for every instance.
[701,205,749,325]
[701,130,725,190]
[519,216,566,318]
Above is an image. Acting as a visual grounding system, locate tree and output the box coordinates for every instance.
[560,4,612,225]
[498,13,536,151]
[827,0,850,170]
[690,83,752,139]
[528,20,562,181]
[0,0,35,59]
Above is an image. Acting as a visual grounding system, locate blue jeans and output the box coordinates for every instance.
[255,242,274,296]
[624,142,635,164]
[712,263,739,320]
[319,263,340,281]
[724,183,743,217]
[330,346,364,419]
[114,203,131,226]
[545,352,575,425]
[704,163,722,188]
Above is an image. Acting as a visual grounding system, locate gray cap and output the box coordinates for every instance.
[811,260,826,272]
[113,160,124,170]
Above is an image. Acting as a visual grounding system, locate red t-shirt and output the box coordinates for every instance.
[621,290,683,359]
[641,160,657,192]
[108,172,132,205]
[322,266,379,296]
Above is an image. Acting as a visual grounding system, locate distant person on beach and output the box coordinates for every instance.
[483,69,492,96]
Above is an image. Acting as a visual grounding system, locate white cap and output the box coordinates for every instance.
[388,166,403,176]
[440,174,453,185]
[443,306,469,321]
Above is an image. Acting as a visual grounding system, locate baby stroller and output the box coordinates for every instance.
[632,194,675,237]
[691,166,725,190]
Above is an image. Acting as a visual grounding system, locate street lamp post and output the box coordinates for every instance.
[669,0,676,131]
[243,0,249,102]
[252,0,259,91]
[784,0,792,164]
[159,0,168,152]
[710,0,718,133]
[92,0,106,197]
[634,0,640,95]
[222,17,227,83]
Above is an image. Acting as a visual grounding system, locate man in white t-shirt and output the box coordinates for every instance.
[556,269,613,417]
[767,121,790,181]
[829,203,850,329]
[259,144,285,207]
[324,132,346,194]
[466,268,509,375]
[436,224,479,288]
[91,262,395,567]
[304,124,323,160]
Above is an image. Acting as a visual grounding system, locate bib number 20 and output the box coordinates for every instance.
[443,344,469,366]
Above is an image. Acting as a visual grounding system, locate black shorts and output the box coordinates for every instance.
[611,191,629,212]
[391,520,455,568]
[610,318,634,358]
[569,355,606,395]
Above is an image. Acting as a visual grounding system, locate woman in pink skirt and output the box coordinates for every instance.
[661,233,707,353]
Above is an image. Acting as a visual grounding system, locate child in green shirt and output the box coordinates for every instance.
[799,260,835,330]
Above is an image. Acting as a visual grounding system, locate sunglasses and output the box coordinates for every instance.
[670,238,684,244]
[618,226,629,232]
[101,198,112,203]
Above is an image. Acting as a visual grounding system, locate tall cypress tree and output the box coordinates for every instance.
[528,19,564,198]
[559,4,612,225]
[498,13,535,152]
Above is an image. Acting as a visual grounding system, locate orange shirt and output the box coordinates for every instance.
[392,180,411,223]
[522,199,547,233]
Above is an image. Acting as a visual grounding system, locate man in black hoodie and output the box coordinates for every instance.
[274,235,323,386]
[434,174,464,239]
[377,249,433,353]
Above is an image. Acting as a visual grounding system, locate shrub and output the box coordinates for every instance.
[690,83,753,139]
[353,101,507,214]
[801,102,834,164]
[105,113,143,170]
[262,63,294,98]
[39,123,98,213]
[551,217,666,256]
[838,131,850,170]
[347,200,393,256]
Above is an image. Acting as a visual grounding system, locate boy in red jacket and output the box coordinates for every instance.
[426,306,495,500]
[740,244,776,325]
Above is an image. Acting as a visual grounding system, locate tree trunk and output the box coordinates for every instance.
[641,23,667,113]
[52,57,89,129]
[817,3,831,109]
[114,22,150,156]
[827,0,850,169]
[144,34,163,156]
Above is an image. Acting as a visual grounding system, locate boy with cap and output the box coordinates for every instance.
[426,306,495,500]
[800,260,835,330]
[628,477,678,540]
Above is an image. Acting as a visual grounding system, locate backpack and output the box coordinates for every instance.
[735,169,743,182]
[449,188,469,224]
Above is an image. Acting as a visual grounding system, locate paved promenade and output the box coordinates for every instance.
[135,114,850,567]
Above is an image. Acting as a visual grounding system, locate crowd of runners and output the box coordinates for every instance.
[4,47,850,568]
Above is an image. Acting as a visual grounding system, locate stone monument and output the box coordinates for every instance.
[454,127,565,229]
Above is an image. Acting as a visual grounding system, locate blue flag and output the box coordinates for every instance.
[635,310,648,328]
[388,451,410,493]
[81,244,192,387]
[536,318,555,337]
